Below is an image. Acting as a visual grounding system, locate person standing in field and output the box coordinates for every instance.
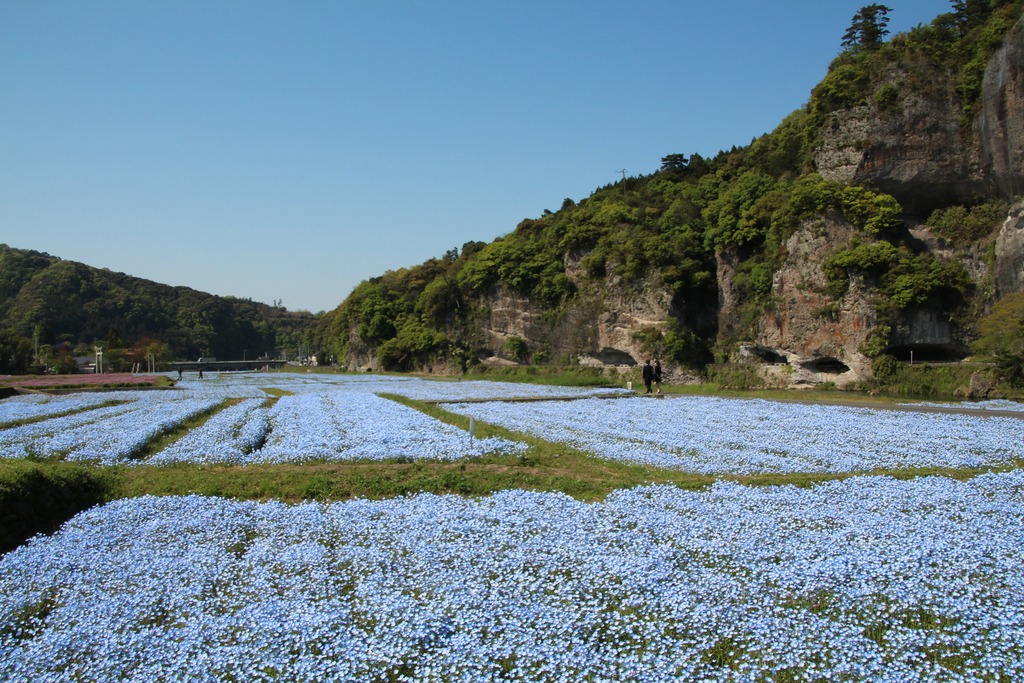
[642,359,654,394]
[653,359,663,394]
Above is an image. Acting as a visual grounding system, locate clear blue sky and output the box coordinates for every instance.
[1,1,954,314]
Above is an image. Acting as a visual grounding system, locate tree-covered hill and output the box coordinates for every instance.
[0,244,318,373]
[315,1,1024,390]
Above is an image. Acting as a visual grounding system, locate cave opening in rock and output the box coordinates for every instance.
[596,347,638,365]
[801,357,851,374]
[744,345,789,365]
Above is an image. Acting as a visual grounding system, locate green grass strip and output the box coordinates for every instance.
[15,391,1023,510]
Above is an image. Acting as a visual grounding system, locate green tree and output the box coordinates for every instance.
[840,185,903,235]
[660,154,688,175]
[51,348,78,374]
[0,330,32,373]
[824,241,901,297]
[662,321,713,369]
[885,254,960,309]
[950,0,991,33]
[417,276,463,330]
[703,169,778,249]
[377,319,447,371]
[971,293,1024,386]
[927,201,1007,244]
[128,337,170,371]
[503,336,529,362]
[842,4,893,50]
[810,63,872,123]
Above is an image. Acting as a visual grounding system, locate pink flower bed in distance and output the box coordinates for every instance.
[0,373,160,388]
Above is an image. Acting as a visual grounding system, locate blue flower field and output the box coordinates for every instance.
[1,372,1022,681]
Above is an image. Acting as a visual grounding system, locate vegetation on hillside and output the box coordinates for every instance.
[2,2,1021,382]
[317,2,1023,378]
[972,292,1024,385]
[816,0,1022,126]
[0,244,319,373]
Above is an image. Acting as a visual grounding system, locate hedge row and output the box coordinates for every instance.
[0,460,115,554]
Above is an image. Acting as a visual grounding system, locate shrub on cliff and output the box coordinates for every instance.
[972,292,1024,386]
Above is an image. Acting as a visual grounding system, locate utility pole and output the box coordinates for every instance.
[618,169,627,195]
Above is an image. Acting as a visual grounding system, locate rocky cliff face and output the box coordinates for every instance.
[817,17,1024,213]
[475,279,672,369]
[973,19,1024,306]
[993,200,1024,297]
[474,290,549,365]
[979,17,1024,199]
[815,91,981,216]
[752,217,876,385]
[745,18,1024,385]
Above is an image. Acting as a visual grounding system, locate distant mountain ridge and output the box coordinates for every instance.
[0,244,317,370]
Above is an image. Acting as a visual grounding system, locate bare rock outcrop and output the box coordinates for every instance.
[817,86,982,214]
[979,16,1024,199]
[816,17,1024,214]
[590,282,673,365]
[475,279,672,366]
[993,199,1024,297]
[476,290,545,361]
[714,248,745,343]
[754,217,876,385]
[888,308,961,358]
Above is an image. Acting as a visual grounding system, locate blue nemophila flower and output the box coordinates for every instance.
[3,373,1022,680]
[445,396,1024,474]
[147,399,270,465]
[0,393,220,463]
[171,371,627,402]
[240,392,523,464]
[1,376,533,465]
[2,473,1023,681]
[0,393,119,425]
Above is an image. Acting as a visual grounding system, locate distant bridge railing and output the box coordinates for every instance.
[168,360,288,373]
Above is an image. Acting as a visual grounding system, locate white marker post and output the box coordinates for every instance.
[469,416,475,449]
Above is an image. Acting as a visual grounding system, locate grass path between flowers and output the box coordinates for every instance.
[3,390,1022,553]
[107,393,1022,504]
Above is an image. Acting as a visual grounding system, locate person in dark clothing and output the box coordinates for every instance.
[642,359,654,394]
[653,359,663,394]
